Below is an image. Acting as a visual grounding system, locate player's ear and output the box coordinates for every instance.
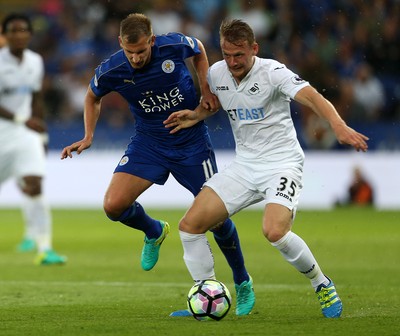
[118,35,123,48]
[150,35,156,46]
[252,42,259,56]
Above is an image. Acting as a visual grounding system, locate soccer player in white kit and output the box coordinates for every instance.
[164,19,369,318]
[0,13,66,265]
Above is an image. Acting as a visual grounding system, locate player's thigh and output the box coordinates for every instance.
[114,150,170,185]
[262,170,302,241]
[0,133,45,189]
[204,162,264,217]
[181,186,229,234]
[104,172,153,210]
[14,133,46,179]
[0,148,15,184]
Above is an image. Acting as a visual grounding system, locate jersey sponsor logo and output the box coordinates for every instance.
[216,85,229,91]
[141,90,153,97]
[185,36,195,49]
[119,156,129,166]
[291,75,306,85]
[248,82,260,95]
[139,86,184,113]
[162,60,175,73]
[226,107,265,121]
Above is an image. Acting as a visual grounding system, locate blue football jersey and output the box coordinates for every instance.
[90,32,208,147]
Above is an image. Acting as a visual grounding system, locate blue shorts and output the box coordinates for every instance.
[114,136,218,197]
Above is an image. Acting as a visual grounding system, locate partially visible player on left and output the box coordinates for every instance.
[0,13,66,265]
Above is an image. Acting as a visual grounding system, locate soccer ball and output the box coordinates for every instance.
[187,279,232,321]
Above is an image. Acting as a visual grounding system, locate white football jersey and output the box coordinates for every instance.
[0,46,44,137]
[208,57,309,170]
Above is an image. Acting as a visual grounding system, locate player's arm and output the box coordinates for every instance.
[190,38,218,112]
[0,92,46,134]
[164,103,219,134]
[61,86,102,159]
[0,105,17,121]
[294,85,369,152]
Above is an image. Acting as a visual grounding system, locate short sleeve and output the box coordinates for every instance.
[269,61,309,99]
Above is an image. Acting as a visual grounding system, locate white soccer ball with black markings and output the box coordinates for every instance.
[187,279,231,321]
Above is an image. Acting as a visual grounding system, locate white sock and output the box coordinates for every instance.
[179,230,215,281]
[21,194,52,252]
[271,231,328,289]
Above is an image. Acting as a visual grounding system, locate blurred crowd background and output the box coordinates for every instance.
[1,0,399,151]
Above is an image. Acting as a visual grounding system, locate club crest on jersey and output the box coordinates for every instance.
[248,83,260,95]
[291,75,306,85]
[162,60,175,73]
[119,156,129,166]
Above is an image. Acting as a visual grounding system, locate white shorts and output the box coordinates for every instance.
[0,129,46,184]
[204,159,303,216]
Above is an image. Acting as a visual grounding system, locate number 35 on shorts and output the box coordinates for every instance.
[274,176,300,204]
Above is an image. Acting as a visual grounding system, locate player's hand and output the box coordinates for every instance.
[333,123,369,152]
[25,117,47,133]
[200,91,219,112]
[164,110,198,134]
[61,139,92,159]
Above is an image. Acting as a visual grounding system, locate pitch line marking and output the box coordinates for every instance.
[0,280,308,290]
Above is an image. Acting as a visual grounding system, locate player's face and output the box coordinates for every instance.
[3,19,31,54]
[119,34,155,69]
[221,38,258,82]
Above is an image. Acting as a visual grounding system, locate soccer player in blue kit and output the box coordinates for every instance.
[61,13,255,316]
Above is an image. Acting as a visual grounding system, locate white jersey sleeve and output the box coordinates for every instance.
[268,60,309,99]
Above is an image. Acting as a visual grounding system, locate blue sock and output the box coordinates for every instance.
[211,218,249,285]
[107,202,161,239]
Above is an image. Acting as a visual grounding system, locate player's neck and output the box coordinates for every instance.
[10,48,24,61]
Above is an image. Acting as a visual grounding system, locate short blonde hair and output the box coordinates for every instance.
[120,13,152,43]
[219,19,255,46]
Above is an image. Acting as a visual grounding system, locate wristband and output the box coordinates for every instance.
[39,132,49,145]
[13,114,29,124]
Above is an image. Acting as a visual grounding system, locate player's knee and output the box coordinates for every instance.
[20,177,42,196]
[103,198,126,220]
[23,186,41,197]
[179,216,207,234]
[263,226,287,243]
[103,206,123,220]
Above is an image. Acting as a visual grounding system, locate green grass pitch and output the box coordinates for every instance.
[1,207,399,336]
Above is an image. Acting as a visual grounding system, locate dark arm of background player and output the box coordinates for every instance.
[0,92,46,133]
[28,90,47,133]
[0,105,15,121]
